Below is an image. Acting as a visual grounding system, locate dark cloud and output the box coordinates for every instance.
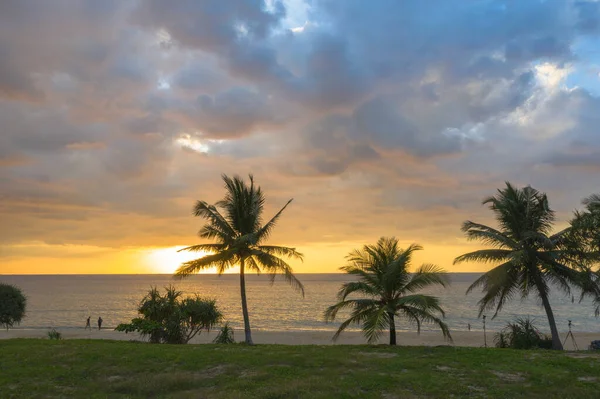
[174,86,289,138]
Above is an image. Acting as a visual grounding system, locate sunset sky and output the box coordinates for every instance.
[2,0,600,274]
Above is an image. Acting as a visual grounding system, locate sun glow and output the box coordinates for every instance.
[142,246,213,274]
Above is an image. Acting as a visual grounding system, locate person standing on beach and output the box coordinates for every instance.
[85,316,91,330]
[97,316,103,330]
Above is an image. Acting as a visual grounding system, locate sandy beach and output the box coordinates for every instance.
[1,328,596,349]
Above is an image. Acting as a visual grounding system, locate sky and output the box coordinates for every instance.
[1,0,600,274]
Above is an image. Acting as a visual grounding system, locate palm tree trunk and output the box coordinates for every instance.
[539,290,563,350]
[388,312,397,346]
[239,258,253,345]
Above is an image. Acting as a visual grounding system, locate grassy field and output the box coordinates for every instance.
[1,339,599,398]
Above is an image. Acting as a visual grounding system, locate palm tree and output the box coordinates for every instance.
[571,194,600,256]
[176,174,304,345]
[324,237,451,345]
[454,183,596,350]
[568,194,600,315]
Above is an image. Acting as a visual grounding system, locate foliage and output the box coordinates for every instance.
[565,194,600,315]
[0,283,27,330]
[115,286,221,344]
[47,328,62,340]
[454,183,600,350]
[3,340,600,399]
[325,237,451,345]
[494,318,552,349]
[213,323,235,344]
[176,174,304,344]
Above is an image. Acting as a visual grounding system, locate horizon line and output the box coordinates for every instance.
[0,272,484,276]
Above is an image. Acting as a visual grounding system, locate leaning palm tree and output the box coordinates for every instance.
[324,237,451,345]
[176,174,304,345]
[454,183,597,350]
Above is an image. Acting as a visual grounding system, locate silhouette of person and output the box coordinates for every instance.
[468,323,471,331]
[98,316,103,330]
[85,316,91,330]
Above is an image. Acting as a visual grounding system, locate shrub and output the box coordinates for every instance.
[0,283,27,330]
[494,317,552,349]
[213,323,235,344]
[115,286,222,344]
[47,328,62,340]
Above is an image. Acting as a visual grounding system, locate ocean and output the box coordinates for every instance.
[1,274,598,334]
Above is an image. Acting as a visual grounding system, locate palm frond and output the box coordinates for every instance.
[339,265,383,292]
[255,199,294,244]
[400,305,452,341]
[461,221,517,249]
[175,251,235,277]
[453,249,514,265]
[192,201,236,238]
[324,299,377,322]
[382,242,421,293]
[258,245,304,261]
[218,174,265,236]
[361,306,390,344]
[395,294,446,317]
[252,250,305,297]
[337,281,380,300]
[403,265,449,293]
[197,225,232,243]
[178,243,225,253]
[466,260,521,317]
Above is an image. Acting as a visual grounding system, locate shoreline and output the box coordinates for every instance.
[1,328,596,349]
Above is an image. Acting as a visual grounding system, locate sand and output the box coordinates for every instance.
[1,328,597,349]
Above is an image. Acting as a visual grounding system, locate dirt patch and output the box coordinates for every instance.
[435,365,454,372]
[202,365,228,378]
[358,351,397,358]
[468,385,486,392]
[240,370,263,378]
[492,371,525,383]
[577,376,598,382]
[565,353,600,359]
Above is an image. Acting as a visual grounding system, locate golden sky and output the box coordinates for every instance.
[1,1,600,275]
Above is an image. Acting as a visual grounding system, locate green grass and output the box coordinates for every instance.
[1,340,599,398]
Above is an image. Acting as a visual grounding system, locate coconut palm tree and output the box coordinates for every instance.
[454,183,597,350]
[571,194,600,256]
[176,174,304,345]
[324,237,451,345]
[568,194,600,315]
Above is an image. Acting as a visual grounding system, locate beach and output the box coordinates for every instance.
[1,328,596,349]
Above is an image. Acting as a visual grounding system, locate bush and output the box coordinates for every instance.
[0,283,27,330]
[494,317,552,349]
[47,328,62,340]
[213,323,235,344]
[115,286,222,344]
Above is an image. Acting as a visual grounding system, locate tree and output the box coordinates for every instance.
[454,183,599,350]
[324,237,451,345]
[115,286,222,344]
[494,317,552,349]
[567,194,600,315]
[176,174,304,345]
[0,283,26,330]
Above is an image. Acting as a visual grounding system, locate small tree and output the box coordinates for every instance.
[325,237,451,345]
[0,283,27,330]
[494,318,552,349]
[213,323,235,344]
[116,286,222,344]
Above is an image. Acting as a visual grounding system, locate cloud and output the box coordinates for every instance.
[1,0,600,272]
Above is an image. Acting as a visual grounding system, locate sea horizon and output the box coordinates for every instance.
[1,274,598,334]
